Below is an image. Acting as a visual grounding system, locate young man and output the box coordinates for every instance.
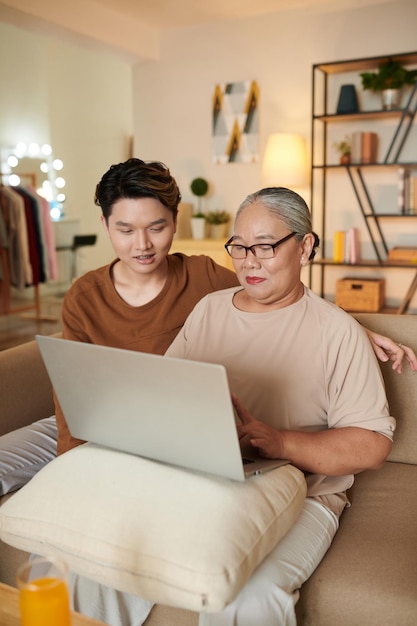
[55,158,238,454]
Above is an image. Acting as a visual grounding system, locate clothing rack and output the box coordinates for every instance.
[0,177,58,321]
[0,237,57,321]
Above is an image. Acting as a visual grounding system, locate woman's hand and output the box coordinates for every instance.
[232,393,392,474]
[232,393,284,459]
[366,329,417,373]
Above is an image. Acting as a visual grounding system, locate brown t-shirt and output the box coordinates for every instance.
[56,253,238,455]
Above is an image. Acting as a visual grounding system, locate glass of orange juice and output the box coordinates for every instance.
[16,556,71,626]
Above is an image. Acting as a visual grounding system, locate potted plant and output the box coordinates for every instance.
[360,60,417,110]
[190,177,209,239]
[332,135,351,165]
[206,210,231,239]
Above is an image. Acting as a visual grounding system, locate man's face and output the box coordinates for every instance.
[101,197,176,277]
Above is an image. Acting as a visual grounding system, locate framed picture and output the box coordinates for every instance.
[212,80,259,164]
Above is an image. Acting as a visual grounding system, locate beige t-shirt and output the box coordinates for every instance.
[166,286,395,516]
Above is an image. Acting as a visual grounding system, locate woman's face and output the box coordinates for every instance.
[101,197,176,279]
[232,202,313,310]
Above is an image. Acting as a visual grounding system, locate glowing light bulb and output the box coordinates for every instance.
[53,159,63,171]
[41,144,52,155]
[28,143,40,156]
[7,155,18,168]
[50,206,62,220]
[40,162,49,173]
[42,181,52,201]
[9,174,21,186]
[55,177,66,189]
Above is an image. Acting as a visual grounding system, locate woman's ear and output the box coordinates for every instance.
[301,233,315,264]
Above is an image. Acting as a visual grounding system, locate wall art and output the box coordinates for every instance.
[212,80,259,164]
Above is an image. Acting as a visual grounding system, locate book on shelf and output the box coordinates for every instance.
[398,168,406,213]
[332,228,360,263]
[347,227,360,264]
[397,170,417,214]
[333,231,345,262]
[387,247,417,262]
[351,132,378,164]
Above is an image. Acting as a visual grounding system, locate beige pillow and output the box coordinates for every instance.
[0,443,306,612]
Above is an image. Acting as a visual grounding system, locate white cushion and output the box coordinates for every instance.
[0,443,306,612]
[0,416,57,496]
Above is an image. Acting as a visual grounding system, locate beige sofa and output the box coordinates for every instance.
[1,313,416,625]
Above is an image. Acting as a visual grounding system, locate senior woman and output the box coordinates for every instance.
[166,187,395,626]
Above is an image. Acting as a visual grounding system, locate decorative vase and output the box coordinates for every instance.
[336,84,359,114]
[381,88,400,111]
[191,217,206,240]
[209,223,228,240]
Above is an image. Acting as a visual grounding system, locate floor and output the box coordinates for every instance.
[0,296,64,351]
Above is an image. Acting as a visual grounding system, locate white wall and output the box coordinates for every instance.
[133,0,417,308]
[0,21,133,280]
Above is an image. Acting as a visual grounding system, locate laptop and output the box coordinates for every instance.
[36,335,288,482]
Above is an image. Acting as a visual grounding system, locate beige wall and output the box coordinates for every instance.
[0,21,133,277]
[133,0,417,309]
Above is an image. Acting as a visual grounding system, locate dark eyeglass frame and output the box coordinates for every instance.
[224,231,297,259]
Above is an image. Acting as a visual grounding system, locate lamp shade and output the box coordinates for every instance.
[262,133,309,188]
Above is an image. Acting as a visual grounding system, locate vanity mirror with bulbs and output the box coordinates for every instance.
[0,142,68,319]
[0,142,66,220]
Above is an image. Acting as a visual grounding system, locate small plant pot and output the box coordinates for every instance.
[191,217,206,240]
[209,223,229,239]
[381,88,401,110]
[340,154,351,165]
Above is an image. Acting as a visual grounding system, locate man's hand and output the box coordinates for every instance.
[366,329,417,373]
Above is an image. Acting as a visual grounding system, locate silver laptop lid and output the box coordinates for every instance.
[36,335,247,481]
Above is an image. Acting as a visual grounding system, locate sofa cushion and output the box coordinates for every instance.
[0,416,57,496]
[296,461,417,626]
[0,443,306,612]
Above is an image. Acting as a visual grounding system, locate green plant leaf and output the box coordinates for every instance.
[360,60,417,91]
[190,177,209,197]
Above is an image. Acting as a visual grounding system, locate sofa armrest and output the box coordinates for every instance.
[0,339,56,436]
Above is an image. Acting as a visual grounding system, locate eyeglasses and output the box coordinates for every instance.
[224,232,297,259]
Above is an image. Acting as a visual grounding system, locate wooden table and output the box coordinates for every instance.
[0,582,106,626]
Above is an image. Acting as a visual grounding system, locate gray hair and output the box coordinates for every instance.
[235,187,320,260]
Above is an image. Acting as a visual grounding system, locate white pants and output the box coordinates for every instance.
[67,498,338,626]
[199,498,339,626]
[70,574,154,626]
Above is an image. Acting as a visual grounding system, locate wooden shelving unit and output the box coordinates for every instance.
[310,51,417,314]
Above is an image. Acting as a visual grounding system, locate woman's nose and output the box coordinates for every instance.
[242,249,260,268]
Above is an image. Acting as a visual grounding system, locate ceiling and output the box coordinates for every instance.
[0,0,390,61]
[91,0,383,30]
[91,0,325,30]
